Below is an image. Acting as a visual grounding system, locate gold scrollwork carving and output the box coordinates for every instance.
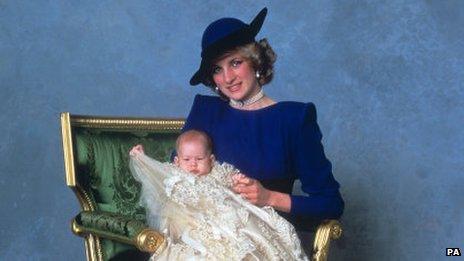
[330,222,342,239]
[312,220,342,261]
[136,229,166,253]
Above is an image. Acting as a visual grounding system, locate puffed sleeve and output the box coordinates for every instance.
[289,103,344,219]
[183,94,209,132]
[171,95,210,161]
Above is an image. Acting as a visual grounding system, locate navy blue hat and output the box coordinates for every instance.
[190,8,268,86]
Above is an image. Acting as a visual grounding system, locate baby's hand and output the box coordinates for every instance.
[130,144,145,156]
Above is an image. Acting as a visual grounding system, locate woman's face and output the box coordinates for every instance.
[211,50,259,101]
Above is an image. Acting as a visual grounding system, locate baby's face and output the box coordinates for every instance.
[174,140,214,176]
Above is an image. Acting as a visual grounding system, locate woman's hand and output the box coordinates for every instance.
[232,173,292,212]
[130,144,145,156]
[232,174,271,207]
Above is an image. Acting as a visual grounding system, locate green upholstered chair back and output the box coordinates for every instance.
[61,113,183,260]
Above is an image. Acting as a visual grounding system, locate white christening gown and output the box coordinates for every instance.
[130,153,308,261]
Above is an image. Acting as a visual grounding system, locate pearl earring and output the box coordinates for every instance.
[215,86,219,93]
[255,71,261,79]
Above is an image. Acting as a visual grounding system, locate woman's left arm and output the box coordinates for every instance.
[233,103,344,219]
[289,103,344,219]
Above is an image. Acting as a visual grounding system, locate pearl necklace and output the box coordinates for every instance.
[229,88,265,108]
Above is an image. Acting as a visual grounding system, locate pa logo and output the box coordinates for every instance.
[446,248,461,256]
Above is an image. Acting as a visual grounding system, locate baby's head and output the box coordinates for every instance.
[174,130,215,176]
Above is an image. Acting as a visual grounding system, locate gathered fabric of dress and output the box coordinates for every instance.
[130,153,308,261]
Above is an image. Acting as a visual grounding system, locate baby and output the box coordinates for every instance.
[129,130,308,260]
[134,129,254,184]
[173,130,216,176]
[131,129,216,176]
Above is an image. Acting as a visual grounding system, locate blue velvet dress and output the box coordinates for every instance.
[183,94,344,222]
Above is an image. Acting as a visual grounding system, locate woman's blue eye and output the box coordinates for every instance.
[232,60,242,67]
[212,67,221,74]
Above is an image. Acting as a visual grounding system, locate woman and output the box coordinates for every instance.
[184,7,344,227]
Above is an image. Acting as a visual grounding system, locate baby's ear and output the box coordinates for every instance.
[210,154,216,162]
[173,156,179,165]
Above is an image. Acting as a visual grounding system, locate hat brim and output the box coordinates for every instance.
[190,8,268,86]
[189,28,255,86]
[189,60,208,86]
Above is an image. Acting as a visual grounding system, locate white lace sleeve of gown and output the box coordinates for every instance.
[129,152,206,240]
[208,162,240,188]
[129,152,174,229]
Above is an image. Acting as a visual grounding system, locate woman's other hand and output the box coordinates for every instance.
[232,173,291,213]
[232,174,271,206]
[130,144,145,156]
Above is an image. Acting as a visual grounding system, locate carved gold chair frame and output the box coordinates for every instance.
[61,112,342,261]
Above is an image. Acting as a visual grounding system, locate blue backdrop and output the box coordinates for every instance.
[1,1,463,260]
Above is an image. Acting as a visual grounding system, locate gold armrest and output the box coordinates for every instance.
[312,219,342,261]
[71,218,166,254]
[135,229,167,253]
[72,215,340,260]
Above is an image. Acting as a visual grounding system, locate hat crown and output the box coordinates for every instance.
[201,18,248,50]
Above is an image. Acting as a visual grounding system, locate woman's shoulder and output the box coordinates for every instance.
[276,101,315,111]
[192,94,224,107]
[275,101,317,123]
[186,94,225,123]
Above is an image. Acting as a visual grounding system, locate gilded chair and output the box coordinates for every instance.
[60,112,342,261]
